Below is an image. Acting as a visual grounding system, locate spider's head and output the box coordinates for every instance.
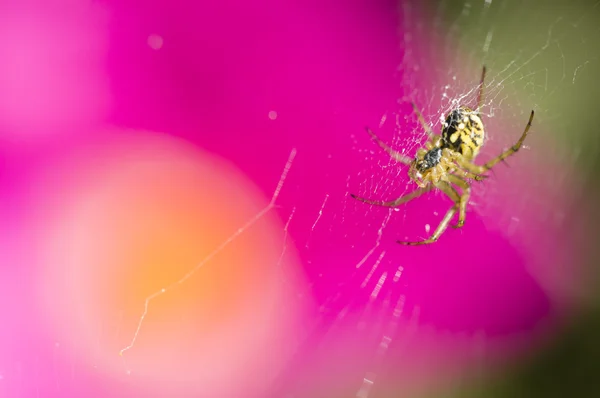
[409,147,442,187]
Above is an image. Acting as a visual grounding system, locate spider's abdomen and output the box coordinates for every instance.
[441,106,485,161]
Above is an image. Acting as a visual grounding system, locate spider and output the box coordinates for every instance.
[350,66,535,246]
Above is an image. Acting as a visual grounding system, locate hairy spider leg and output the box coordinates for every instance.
[476,65,487,113]
[443,149,488,181]
[458,168,488,181]
[446,174,471,228]
[397,181,460,245]
[455,110,534,175]
[349,186,433,208]
[365,127,412,165]
[410,102,435,139]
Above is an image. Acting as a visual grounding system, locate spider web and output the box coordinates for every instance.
[357,0,596,227]
[269,1,598,397]
[4,1,598,397]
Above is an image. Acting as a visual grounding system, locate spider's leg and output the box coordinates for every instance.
[476,65,487,113]
[397,204,457,246]
[442,149,487,181]
[365,127,412,165]
[436,180,461,204]
[350,186,433,208]
[452,158,489,180]
[397,181,460,245]
[410,102,435,139]
[455,111,534,174]
[456,167,488,181]
[482,110,534,170]
[446,174,470,228]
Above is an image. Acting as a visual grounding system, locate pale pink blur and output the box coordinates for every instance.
[0,1,110,136]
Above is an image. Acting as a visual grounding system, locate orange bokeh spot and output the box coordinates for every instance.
[35,130,307,396]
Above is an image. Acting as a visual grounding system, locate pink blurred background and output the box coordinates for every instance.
[0,0,583,397]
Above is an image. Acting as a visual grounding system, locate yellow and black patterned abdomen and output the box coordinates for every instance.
[441,106,485,161]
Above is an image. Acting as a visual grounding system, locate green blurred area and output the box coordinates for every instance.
[420,0,600,396]
[436,0,600,158]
